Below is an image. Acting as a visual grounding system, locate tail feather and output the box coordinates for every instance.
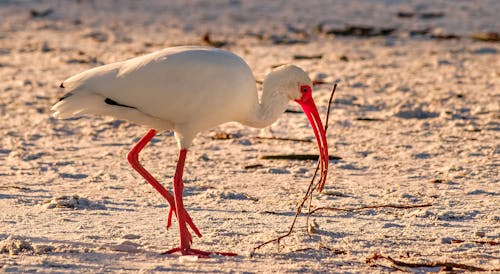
[50,90,172,131]
[51,92,106,119]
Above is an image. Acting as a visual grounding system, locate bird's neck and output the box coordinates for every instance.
[241,81,289,128]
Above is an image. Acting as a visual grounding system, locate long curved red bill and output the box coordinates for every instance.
[295,85,329,191]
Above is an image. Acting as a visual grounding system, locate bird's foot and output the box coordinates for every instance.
[162,247,237,258]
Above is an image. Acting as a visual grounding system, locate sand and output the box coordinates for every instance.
[0,0,499,272]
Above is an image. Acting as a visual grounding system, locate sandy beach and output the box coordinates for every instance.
[0,0,499,272]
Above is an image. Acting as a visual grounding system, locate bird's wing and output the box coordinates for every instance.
[53,46,258,130]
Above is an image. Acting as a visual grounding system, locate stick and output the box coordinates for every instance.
[450,239,499,246]
[285,109,303,113]
[323,80,339,134]
[255,136,312,143]
[309,203,433,215]
[260,154,341,161]
[366,253,492,272]
[291,245,346,254]
[293,54,323,60]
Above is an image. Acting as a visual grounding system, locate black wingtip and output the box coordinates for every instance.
[104,98,135,109]
[60,82,65,88]
[58,92,73,101]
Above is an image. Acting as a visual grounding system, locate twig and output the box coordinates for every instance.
[253,82,339,252]
[450,239,499,246]
[366,253,490,272]
[291,244,345,254]
[255,136,312,143]
[260,154,341,161]
[293,54,323,60]
[262,211,280,215]
[253,162,320,252]
[323,80,339,134]
[355,117,384,121]
[306,183,315,238]
[309,203,433,215]
[244,164,264,169]
[471,32,500,42]
[285,108,303,113]
[319,245,347,255]
[0,186,30,191]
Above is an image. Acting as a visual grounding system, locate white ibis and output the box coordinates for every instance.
[51,46,329,257]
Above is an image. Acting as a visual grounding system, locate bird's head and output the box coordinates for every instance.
[265,65,313,101]
[266,65,329,191]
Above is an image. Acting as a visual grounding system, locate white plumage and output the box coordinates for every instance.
[51,46,329,257]
[52,46,266,147]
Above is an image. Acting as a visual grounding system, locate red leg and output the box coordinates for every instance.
[127,129,201,239]
[163,149,237,257]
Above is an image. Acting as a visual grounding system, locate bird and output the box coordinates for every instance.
[51,46,329,257]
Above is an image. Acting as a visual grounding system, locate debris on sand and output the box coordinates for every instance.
[419,11,445,19]
[202,32,228,48]
[42,194,106,210]
[30,8,53,18]
[317,24,396,37]
[293,54,323,60]
[471,32,500,42]
[397,11,415,18]
[260,154,342,161]
[0,236,54,256]
[1,236,34,256]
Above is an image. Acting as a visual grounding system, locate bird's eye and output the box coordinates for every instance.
[301,86,308,93]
